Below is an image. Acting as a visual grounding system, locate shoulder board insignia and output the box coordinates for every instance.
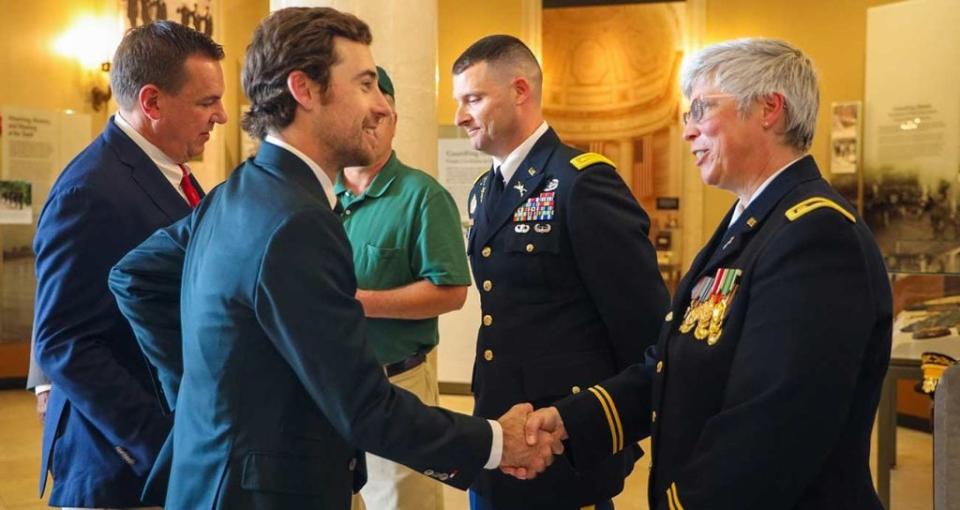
[472,171,488,187]
[785,197,855,223]
[570,152,616,171]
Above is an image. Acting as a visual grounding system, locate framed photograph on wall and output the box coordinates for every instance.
[830,101,861,175]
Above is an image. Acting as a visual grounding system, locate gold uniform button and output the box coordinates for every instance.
[482,314,493,326]
[571,385,581,394]
[525,243,535,253]
[656,361,663,373]
[481,246,492,257]
[483,349,494,361]
[651,411,657,422]
[482,280,493,292]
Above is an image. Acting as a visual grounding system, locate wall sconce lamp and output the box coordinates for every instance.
[53,16,122,112]
[90,62,113,112]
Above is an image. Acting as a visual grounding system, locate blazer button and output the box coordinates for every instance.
[344,209,352,215]
[482,280,493,292]
[651,411,657,423]
[571,385,581,394]
[482,246,492,257]
[482,314,493,326]
[348,458,357,471]
[656,361,663,373]
[484,349,494,361]
[525,243,535,253]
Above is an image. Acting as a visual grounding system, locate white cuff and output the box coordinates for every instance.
[484,419,503,469]
[34,384,51,395]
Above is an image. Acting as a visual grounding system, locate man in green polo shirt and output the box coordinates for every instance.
[340,67,470,510]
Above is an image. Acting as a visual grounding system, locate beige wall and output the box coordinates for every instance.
[0,0,110,131]
[219,0,270,173]
[437,0,525,125]
[696,0,901,242]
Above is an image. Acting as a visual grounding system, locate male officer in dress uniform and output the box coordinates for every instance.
[342,67,470,510]
[524,38,893,510]
[453,35,669,510]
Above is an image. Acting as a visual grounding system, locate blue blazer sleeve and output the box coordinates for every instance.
[33,186,169,475]
[109,216,192,410]
[254,210,492,488]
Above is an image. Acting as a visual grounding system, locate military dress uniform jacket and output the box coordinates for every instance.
[466,128,669,508]
[556,156,892,509]
[108,142,493,510]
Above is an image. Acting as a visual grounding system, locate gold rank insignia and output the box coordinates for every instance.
[679,267,742,345]
[785,196,856,223]
[570,152,616,171]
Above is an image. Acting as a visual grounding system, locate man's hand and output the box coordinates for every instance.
[497,403,563,480]
[524,406,567,444]
[501,405,568,479]
[36,390,50,423]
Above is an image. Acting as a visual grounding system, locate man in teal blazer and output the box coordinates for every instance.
[108,7,557,509]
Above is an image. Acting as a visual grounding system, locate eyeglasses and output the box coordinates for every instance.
[682,94,736,125]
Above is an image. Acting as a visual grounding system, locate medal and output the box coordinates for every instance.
[545,178,559,191]
[514,182,526,196]
[681,268,741,345]
[469,195,477,215]
[514,224,530,234]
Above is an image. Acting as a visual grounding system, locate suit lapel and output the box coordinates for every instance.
[103,117,193,222]
[476,129,559,248]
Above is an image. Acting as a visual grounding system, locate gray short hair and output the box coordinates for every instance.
[681,38,819,151]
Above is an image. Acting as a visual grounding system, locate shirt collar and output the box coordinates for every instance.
[729,154,806,227]
[335,151,399,199]
[492,121,549,184]
[113,113,186,198]
[265,134,337,210]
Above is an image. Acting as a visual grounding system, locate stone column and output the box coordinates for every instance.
[270,0,439,175]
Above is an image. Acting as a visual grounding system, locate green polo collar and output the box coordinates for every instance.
[335,151,399,200]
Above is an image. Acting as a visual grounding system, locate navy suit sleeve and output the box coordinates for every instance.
[109,216,192,410]
[653,212,885,507]
[567,166,669,369]
[34,186,169,475]
[253,210,492,489]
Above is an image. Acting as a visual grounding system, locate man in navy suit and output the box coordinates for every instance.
[32,21,226,509]
[108,8,559,509]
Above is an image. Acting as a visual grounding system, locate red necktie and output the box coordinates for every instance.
[179,164,201,208]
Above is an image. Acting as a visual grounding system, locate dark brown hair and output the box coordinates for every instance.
[241,7,372,140]
[111,20,224,111]
[452,34,539,76]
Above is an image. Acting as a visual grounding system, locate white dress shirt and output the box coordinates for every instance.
[492,121,550,185]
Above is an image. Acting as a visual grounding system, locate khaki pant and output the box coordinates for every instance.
[352,351,444,510]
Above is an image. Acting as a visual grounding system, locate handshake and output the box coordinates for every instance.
[496,404,567,480]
